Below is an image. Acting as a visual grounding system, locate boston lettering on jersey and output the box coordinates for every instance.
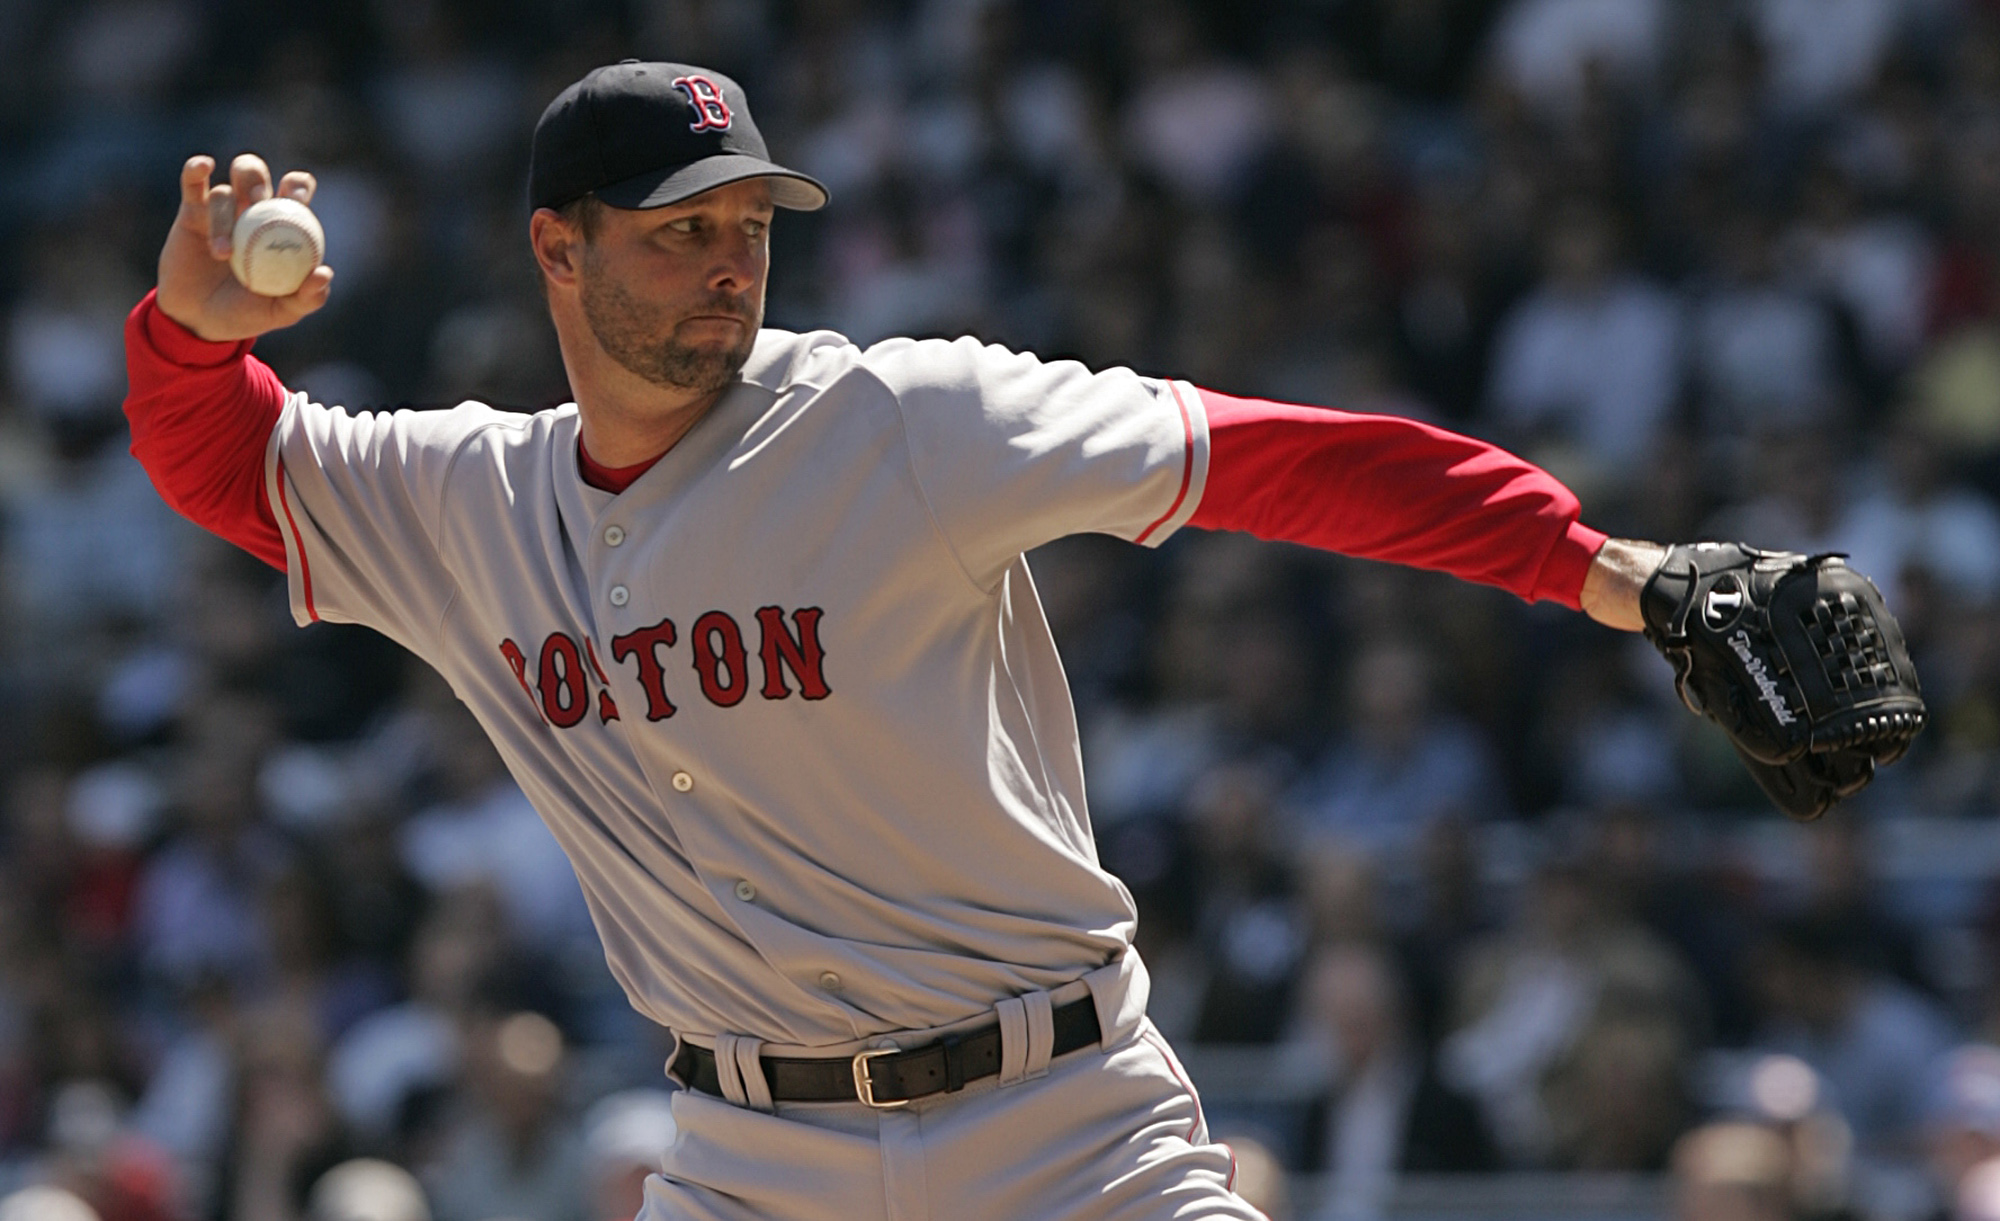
[500,605,829,728]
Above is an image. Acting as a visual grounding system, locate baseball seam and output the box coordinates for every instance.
[240,217,322,293]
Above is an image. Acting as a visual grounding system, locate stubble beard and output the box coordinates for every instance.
[578,262,758,396]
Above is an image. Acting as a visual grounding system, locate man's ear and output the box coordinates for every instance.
[530,208,581,288]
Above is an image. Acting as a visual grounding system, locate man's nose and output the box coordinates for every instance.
[707,233,761,293]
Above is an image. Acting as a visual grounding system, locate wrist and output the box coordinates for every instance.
[1581,537,1668,632]
[138,290,253,363]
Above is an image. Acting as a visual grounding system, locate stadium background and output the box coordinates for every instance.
[5,0,2000,1217]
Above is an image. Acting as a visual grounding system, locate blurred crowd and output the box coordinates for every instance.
[14,0,2000,1219]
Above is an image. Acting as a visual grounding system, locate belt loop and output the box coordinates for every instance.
[942,1034,966,1094]
[995,997,1029,1085]
[714,1033,774,1110]
[733,1036,775,1113]
[1021,990,1055,1080]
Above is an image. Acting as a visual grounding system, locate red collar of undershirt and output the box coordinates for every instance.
[576,438,663,494]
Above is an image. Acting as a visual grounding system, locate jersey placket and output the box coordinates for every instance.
[551,407,871,1039]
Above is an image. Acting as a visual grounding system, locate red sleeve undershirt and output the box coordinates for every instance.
[123,295,1603,607]
[123,290,287,569]
[1185,388,1606,608]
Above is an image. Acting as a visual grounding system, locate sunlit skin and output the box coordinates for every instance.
[153,153,1660,629]
[530,178,775,469]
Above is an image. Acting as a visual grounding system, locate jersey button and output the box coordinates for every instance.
[604,525,626,547]
[818,971,842,992]
[609,585,630,606]
[671,771,694,792]
[734,879,756,902]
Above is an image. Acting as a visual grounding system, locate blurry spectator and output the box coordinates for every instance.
[371,9,522,187]
[1082,533,1287,825]
[130,975,237,1207]
[1533,640,1681,809]
[1188,763,1306,1045]
[400,705,594,959]
[1297,943,1496,1217]
[1328,0,1504,107]
[320,811,429,995]
[261,864,397,1044]
[1393,191,1503,422]
[1784,159,1932,383]
[1798,820,1930,997]
[0,1187,99,1221]
[580,1091,674,1221]
[1964,1155,2000,1221]
[1586,806,1761,1044]
[1748,0,1909,119]
[1440,855,1701,1167]
[423,1012,586,1221]
[1689,210,1841,435]
[1925,1045,2000,1221]
[327,897,498,1144]
[1830,423,2000,607]
[1735,1052,1859,1215]
[1485,0,1666,121]
[1487,200,1685,484]
[1671,1122,1794,1221]
[217,1005,356,1221]
[1751,913,1956,1155]
[307,1159,429,1221]
[132,719,288,989]
[1707,431,1850,558]
[1286,638,1506,861]
[1121,7,1273,202]
[57,0,198,114]
[2,222,191,657]
[40,1079,176,1221]
[1396,819,1496,1046]
[825,176,986,346]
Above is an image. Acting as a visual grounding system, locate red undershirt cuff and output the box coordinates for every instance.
[1536,520,1610,609]
[135,289,254,368]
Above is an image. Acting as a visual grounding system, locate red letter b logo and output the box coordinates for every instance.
[673,76,732,132]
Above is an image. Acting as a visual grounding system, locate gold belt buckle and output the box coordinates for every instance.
[851,1046,910,1109]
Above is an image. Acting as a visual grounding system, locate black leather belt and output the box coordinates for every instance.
[673,996,1102,1108]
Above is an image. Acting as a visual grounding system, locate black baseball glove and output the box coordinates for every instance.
[1640,542,1926,820]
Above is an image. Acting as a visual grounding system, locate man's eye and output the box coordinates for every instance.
[667,218,699,234]
[745,221,767,238]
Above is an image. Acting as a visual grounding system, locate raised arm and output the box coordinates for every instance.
[125,154,333,568]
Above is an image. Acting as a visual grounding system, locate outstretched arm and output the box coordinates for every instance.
[1188,387,1657,625]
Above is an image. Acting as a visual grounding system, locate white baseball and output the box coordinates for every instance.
[230,197,325,297]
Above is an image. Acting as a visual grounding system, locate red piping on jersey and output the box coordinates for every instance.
[274,458,319,622]
[1135,382,1197,545]
[1187,387,1606,608]
[1141,1028,1207,1144]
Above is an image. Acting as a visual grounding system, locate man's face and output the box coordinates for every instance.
[574,179,774,396]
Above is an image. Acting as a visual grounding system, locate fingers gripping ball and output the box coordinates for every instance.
[229,198,324,297]
[1640,542,1927,820]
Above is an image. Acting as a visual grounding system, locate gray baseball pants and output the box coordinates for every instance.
[642,956,1266,1220]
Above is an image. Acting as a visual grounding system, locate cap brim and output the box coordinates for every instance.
[594,155,829,212]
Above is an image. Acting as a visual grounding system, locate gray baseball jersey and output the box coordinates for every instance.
[263,329,1210,1047]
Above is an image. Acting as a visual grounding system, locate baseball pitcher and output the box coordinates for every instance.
[124,61,1923,1221]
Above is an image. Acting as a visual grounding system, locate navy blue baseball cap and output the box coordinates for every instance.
[529,60,828,213]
